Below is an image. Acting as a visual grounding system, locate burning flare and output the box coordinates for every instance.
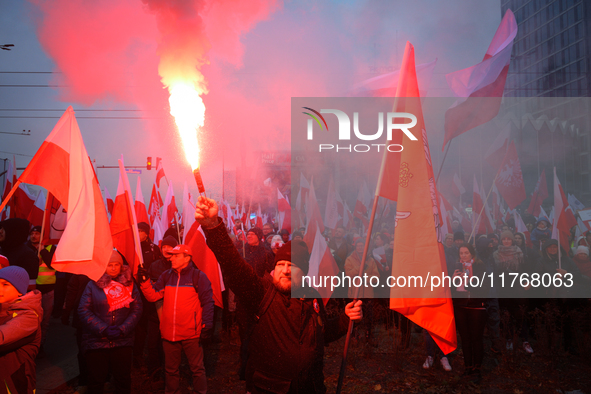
[168,82,206,171]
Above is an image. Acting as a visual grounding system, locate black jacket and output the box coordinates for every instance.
[204,218,349,394]
[0,219,39,283]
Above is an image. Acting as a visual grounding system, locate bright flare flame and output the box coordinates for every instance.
[168,83,206,170]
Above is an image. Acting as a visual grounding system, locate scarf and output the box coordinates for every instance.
[103,280,134,312]
[495,245,523,272]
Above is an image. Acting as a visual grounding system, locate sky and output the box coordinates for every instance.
[0,0,503,208]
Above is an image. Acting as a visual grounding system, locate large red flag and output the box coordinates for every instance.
[104,187,114,217]
[13,184,37,220]
[155,158,166,189]
[551,168,577,252]
[526,170,548,217]
[160,181,178,232]
[110,159,144,275]
[443,10,517,148]
[27,190,46,228]
[134,177,150,226]
[17,106,112,281]
[184,222,224,308]
[494,140,526,210]
[148,182,162,226]
[384,42,456,354]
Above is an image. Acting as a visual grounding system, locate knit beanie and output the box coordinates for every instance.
[248,227,264,241]
[0,266,30,295]
[30,226,42,234]
[274,241,310,275]
[500,230,514,242]
[138,222,151,234]
[575,246,589,256]
[161,236,178,249]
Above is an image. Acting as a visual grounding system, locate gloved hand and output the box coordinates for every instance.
[137,266,149,283]
[105,326,122,340]
[199,328,213,345]
[61,310,70,326]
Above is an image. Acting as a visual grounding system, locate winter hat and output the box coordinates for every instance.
[30,226,42,234]
[138,222,151,234]
[500,230,514,242]
[110,250,124,265]
[161,236,178,249]
[274,240,310,275]
[543,239,558,250]
[0,265,30,295]
[453,231,464,241]
[575,246,589,256]
[248,227,264,240]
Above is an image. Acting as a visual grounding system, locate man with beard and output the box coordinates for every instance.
[195,197,362,394]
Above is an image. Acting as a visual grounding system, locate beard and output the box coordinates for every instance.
[273,277,292,295]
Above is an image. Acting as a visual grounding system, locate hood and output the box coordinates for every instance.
[536,217,551,227]
[95,264,133,289]
[0,218,31,250]
[10,289,43,323]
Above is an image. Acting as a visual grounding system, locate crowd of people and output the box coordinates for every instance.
[0,199,590,393]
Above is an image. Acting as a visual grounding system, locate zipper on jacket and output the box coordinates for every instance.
[172,272,181,341]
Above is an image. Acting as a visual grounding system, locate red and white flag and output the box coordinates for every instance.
[514,211,533,248]
[451,173,465,197]
[181,181,195,243]
[324,177,340,230]
[303,178,325,251]
[41,192,66,245]
[184,222,224,308]
[148,182,162,226]
[443,9,517,149]
[111,159,144,275]
[18,106,112,281]
[354,181,372,228]
[160,181,178,233]
[343,201,354,230]
[473,175,493,235]
[307,224,339,303]
[484,124,510,169]
[27,190,46,228]
[104,187,114,217]
[494,140,526,210]
[1,159,16,220]
[13,184,37,220]
[526,170,548,217]
[277,188,291,231]
[134,177,150,226]
[551,168,578,252]
[155,158,166,189]
[297,173,310,213]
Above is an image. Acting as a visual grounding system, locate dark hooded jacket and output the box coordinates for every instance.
[538,239,582,297]
[531,219,552,249]
[0,219,39,284]
[78,265,142,351]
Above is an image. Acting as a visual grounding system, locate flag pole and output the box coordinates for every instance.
[336,195,380,394]
[435,140,453,185]
[37,192,49,257]
[0,180,21,213]
[468,172,500,243]
[557,231,562,270]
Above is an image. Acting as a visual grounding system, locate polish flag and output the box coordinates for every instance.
[539,206,549,222]
[353,181,371,228]
[27,190,46,227]
[277,189,291,231]
[134,177,150,227]
[440,196,451,236]
[148,182,162,226]
[104,187,114,217]
[551,168,578,252]
[526,170,548,217]
[256,204,263,229]
[13,184,37,220]
[111,159,144,275]
[297,173,310,213]
[42,192,66,245]
[473,175,493,235]
[491,183,503,227]
[184,222,224,308]
[443,9,517,149]
[303,178,325,251]
[181,182,195,243]
[343,201,354,230]
[155,158,166,189]
[324,177,339,230]
[307,224,340,303]
[514,211,533,248]
[1,159,15,219]
[451,173,465,197]
[384,43,456,354]
[494,140,526,210]
[160,181,178,233]
[17,106,112,281]
[484,123,510,169]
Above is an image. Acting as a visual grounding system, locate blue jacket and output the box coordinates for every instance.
[78,265,143,351]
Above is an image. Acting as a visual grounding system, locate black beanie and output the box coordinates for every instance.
[161,236,178,248]
[30,226,42,233]
[138,222,151,234]
[274,240,310,275]
[248,227,264,241]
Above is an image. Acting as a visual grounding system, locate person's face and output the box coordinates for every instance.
[538,222,547,230]
[575,253,588,260]
[162,245,174,260]
[335,228,345,239]
[547,245,558,255]
[0,228,5,243]
[454,238,463,248]
[578,239,587,246]
[374,236,384,247]
[501,225,509,232]
[293,235,303,242]
[281,233,289,243]
[526,223,534,232]
[459,247,472,262]
[273,260,303,293]
[445,237,454,248]
[246,232,259,246]
[106,261,122,277]
[0,279,20,303]
[138,230,148,243]
[514,235,523,247]
[171,253,191,271]
[355,242,364,255]
[502,237,513,247]
[30,231,41,244]
[263,225,272,236]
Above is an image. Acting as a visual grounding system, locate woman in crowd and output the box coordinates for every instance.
[452,243,488,383]
[78,250,142,394]
[493,230,533,354]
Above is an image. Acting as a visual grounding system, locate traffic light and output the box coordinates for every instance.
[147,156,152,170]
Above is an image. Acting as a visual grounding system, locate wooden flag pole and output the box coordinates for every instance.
[37,192,49,257]
[0,180,21,214]
[335,195,380,394]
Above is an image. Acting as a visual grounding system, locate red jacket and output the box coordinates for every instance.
[141,263,214,342]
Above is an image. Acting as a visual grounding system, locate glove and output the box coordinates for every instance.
[199,328,213,345]
[61,310,70,326]
[105,326,122,340]
[137,266,149,283]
